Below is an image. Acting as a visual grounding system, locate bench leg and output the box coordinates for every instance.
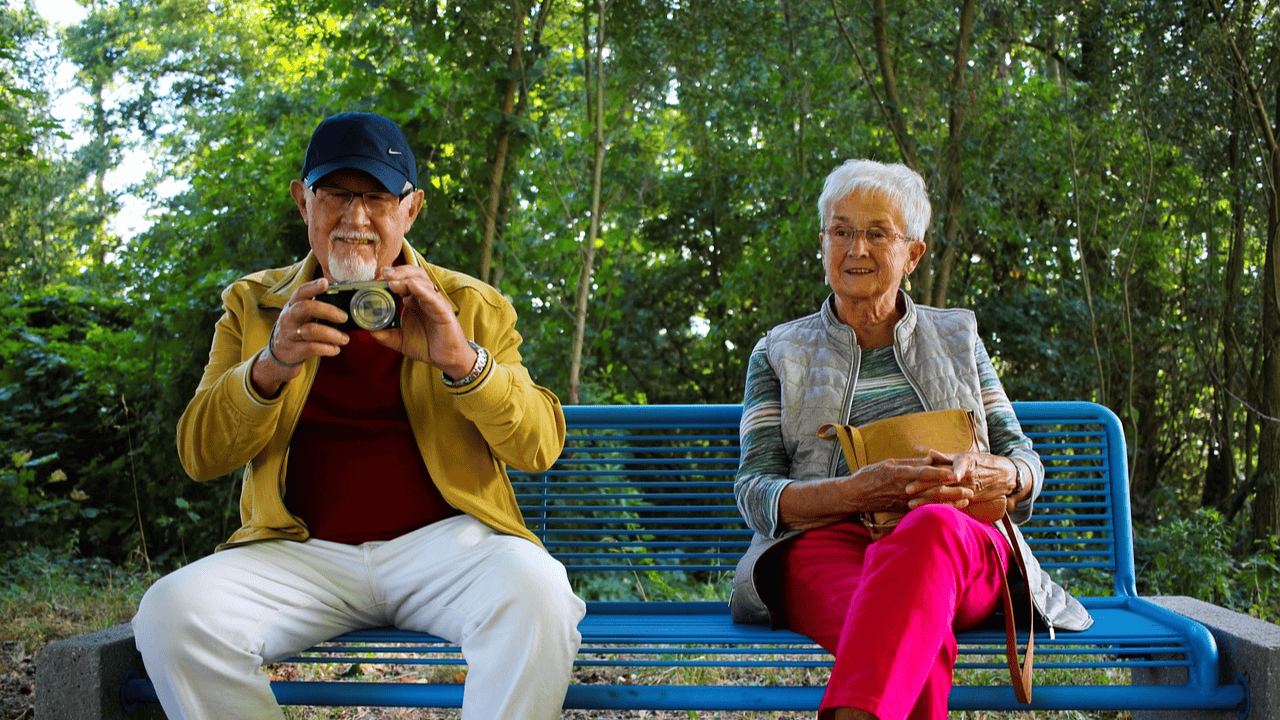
[1132,596,1276,720]
[35,622,167,720]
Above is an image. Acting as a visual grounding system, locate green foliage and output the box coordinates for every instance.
[0,2,57,164]
[1135,509,1280,623]
[573,568,731,603]
[0,287,134,556]
[0,3,94,289]
[0,0,1272,587]
[0,545,152,652]
[1,451,86,553]
[0,284,236,570]
[0,545,146,600]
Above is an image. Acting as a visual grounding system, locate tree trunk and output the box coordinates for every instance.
[867,0,918,172]
[780,0,808,181]
[829,0,915,175]
[929,0,976,309]
[91,79,110,271]
[1206,101,1248,512]
[1209,0,1280,539]
[568,0,607,405]
[843,0,975,306]
[1253,145,1280,540]
[478,0,527,285]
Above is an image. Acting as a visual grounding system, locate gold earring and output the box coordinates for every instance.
[904,272,912,292]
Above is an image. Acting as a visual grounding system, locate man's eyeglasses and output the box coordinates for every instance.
[823,226,913,248]
[312,186,411,215]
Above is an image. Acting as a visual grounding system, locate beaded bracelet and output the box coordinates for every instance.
[266,331,304,368]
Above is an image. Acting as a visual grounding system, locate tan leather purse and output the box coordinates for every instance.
[817,407,1036,703]
[818,408,1006,539]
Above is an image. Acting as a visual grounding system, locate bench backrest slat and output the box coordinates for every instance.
[510,401,1134,599]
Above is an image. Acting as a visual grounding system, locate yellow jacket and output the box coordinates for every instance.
[176,243,565,550]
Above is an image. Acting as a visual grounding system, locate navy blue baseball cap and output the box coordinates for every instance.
[301,112,418,194]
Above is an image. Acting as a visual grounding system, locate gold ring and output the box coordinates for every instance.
[296,325,303,341]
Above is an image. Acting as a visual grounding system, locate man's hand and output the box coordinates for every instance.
[372,265,479,380]
[250,278,349,397]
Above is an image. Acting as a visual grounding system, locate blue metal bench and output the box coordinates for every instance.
[121,401,1249,715]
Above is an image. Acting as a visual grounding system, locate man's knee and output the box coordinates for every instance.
[135,573,195,659]
[489,548,585,629]
[135,568,236,656]
[456,540,585,645]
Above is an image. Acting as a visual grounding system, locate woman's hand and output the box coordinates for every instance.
[778,451,1028,532]
[905,450,1018,510]
[778,457,957,532]
[855,457,973,512]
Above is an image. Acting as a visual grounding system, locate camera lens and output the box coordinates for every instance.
[349,287,397,330]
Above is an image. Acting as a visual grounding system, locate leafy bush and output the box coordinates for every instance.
[572,568,732,603]
[0,284,236,571]
[1,451,99,555]
[1135,509,1280,623]
[0,287,135,557]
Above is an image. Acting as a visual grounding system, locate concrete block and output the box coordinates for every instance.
[35,622,165,720]
[1133,596,1280,720]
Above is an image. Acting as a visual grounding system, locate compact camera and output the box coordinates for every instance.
[316,280,402,332]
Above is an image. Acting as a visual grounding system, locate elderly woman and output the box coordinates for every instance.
[730,159,1092,720]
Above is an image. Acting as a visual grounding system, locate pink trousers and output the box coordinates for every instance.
[779,505,1010,720]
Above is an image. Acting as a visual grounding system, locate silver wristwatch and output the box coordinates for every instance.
[442,341,489,387]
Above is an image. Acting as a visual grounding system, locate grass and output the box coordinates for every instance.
[0,547,1131,720]
[0,545,154,720]
[0,546,152,651]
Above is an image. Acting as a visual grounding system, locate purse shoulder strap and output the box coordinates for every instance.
[817,422,868,468]
[998,514,1036,703]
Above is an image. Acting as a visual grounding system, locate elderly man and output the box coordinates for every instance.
[133,112,584,720]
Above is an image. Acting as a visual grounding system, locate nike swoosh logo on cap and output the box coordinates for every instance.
[388,149,402,155]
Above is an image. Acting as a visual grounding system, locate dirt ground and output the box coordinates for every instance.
[2,642,34,720]
[2,645,808,720]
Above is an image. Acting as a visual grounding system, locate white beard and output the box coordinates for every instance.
[328,250,379,282]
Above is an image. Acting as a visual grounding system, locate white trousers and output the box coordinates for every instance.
[133,515,586,720]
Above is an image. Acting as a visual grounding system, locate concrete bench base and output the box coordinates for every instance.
[1132,595,1280,720]
[35,622,165,720]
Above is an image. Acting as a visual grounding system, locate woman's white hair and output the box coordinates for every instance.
[817,159,931,241]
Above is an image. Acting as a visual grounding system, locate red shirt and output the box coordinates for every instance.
[285,331,460,543]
